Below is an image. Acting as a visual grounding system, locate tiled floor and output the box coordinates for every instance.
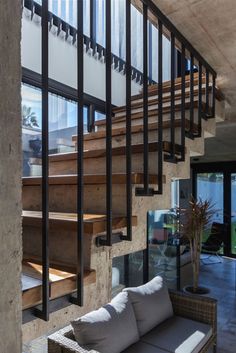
[23,256,236,353]
[199,256,236,353]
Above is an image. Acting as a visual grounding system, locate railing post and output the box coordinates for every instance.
[123,0,132,241]
[90,0,96,50]
[164,32,176,163]
[180,44,186,161]
[136,1,154,196]
[143,2,149,193]
[189,53,195,138]
[99,0,112,246]
[198,62,203,136]
[34,0,50,321]
[70,0,84,306]
[157,19,163,193]
[212,74,216,118]
[205,69,210,116]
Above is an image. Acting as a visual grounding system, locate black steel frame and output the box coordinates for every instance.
[98,0,112,246]
[34,0,50,322]
[122,0,132,241]
[70,0,84,307]
[22,67,108,114]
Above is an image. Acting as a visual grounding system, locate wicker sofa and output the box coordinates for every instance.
[48,288,217,353]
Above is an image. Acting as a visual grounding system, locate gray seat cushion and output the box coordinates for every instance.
[71,292,139,353]
[122,341,169,353]
[141,316,213,353]
[123,276,173,336]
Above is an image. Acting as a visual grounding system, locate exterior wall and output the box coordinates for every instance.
[0,1,22,353]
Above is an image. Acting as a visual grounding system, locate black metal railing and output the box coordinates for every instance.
[23,0,155,86]
[23,0,217,321]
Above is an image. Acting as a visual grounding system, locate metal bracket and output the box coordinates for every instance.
[96,232,124,247]
[135,187,155,196]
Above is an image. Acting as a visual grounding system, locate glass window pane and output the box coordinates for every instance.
[22,83,88,176]
[197,173,224,224]
[196,173,224,248]
[22,84,42,177]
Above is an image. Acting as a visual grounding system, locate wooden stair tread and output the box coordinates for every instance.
[22,173,166,186]
[22,210,138,234]
[49,141,183,163]
[22,259,96,310]
[72,118,198,143]
[113,86,207,115]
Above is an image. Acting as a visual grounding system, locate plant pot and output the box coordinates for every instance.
[183,285,210,295]
[29,138,42,157]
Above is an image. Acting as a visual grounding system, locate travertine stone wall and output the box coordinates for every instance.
[0,1,22,353]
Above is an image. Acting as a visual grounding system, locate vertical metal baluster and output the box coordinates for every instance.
[212,74,216,118]
[70,0,84,306]
[106,0,112,246]
[180,44,185,161]
[143,3,148,193]
[205,69,209,117]
[37,0,49,321]
[99,0,112,246]
[170,32,175,159]
[90,0,96,51]
[189,53,194,137]
[157,19,163,192]
[198,62,202,137]
[125,0,132,240]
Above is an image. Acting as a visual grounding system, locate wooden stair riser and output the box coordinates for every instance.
[23,152,191,216]
[96,104,198,131]
[23,226,93,269]
[23,179,166,215]
[48,149,188,177]
[83,122,184,151]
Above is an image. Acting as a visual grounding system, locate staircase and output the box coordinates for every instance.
[21,73,225,315]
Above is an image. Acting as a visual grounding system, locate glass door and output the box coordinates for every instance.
[196,173,224,244]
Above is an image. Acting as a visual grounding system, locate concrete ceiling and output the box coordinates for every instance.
[153,0,236,163]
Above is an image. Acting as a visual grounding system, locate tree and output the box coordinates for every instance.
[22,105,39,128]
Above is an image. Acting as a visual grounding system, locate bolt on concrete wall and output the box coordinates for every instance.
[0,1,22,353]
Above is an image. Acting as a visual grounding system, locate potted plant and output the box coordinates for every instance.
[179,196,214,294]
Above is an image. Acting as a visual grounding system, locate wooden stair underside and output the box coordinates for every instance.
[22,210,138,234]
[72,123,195,145]
[22,173,166,186]
[22,259,96,310]
[50,141,184,163]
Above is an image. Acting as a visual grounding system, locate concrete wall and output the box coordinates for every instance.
[0,1,22,353]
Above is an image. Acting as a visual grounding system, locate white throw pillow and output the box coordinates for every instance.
[71,291,139,353]
[123,276,173,336]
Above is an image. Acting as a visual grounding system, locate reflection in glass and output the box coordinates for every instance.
[22,83,89,177]
[148,209,179,289]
